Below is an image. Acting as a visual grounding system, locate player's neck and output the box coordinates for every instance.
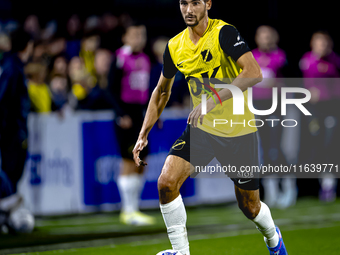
[188,16,209,45]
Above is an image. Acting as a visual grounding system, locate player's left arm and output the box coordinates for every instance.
[189,25,262,127]
[211,24,263,107]
[190,52,262,127]
[217,51,263,101]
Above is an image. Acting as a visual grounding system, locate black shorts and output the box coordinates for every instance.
[115,123,149,160]
[168,125,260,190]
[115,103,148,160]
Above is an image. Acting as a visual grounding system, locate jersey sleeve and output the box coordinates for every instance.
[219,25,250,62]
[162,43,178,79]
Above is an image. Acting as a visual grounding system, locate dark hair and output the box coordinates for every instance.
[10,27,32,53]
[313,30,331,38]
[122,20,146,36]
[125,20,145,29]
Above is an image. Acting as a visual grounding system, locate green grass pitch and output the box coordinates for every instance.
[3,198,340,255]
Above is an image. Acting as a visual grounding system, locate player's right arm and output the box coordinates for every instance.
[133,44,177,166]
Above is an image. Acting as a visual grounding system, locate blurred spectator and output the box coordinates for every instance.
[0,19,19,35]
[32,42,48,62]
[79,31,100,80]
[299,31,340,202]
[50,55,69,78]
[24,15,41,42]
[68,55,120,112]
[150,37,189,108]
[69,56,93,103]
[0,33,11,54]
[253,25,286,95]
[252,25,297,209]
[84,16,101,34]
[95,48,113,89]
[100,13,121,52]
[108,23,155,225]
[118,13,134,30]
[25,62,51,113]
[41,20,57,42]
[0,28,34,231]
[47,37,66,58]
[65,14,82,60]
[50,74,69,110]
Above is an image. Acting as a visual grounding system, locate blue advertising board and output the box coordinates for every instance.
[82,117,194,206]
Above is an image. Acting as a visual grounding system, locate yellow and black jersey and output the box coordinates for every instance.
[162,18,257,137]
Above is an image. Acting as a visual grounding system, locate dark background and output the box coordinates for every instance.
[1,0,338,75]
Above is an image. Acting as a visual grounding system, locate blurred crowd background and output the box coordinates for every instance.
[0,11,191,113]
[0,0,338,114]
[0,0,339,215]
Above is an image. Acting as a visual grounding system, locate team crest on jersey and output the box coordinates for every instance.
[172,139,186,150]
[201,49,213,62]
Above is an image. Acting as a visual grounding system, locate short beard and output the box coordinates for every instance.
[185,6,206,28]
[186,20,199,27]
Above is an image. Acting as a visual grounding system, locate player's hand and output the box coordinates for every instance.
[118,115,133,129]
[132,136,148,167]
[187,98,216,128]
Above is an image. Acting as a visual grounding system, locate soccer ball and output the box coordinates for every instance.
[156,250,184,255]
[8,207,35,233]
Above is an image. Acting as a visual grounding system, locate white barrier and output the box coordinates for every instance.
[18,108,236,216]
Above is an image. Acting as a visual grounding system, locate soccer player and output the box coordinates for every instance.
[132,1,288,254]
[299,31,340,202]
[252,26,297,209]
[109,24,155,225]
[0,28,34,232]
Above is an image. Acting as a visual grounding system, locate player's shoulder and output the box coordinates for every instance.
[213,20,242,47]
[167,19,235,47]
[216,20,239,36]
[168,29,187,49]
[211,19,233,31]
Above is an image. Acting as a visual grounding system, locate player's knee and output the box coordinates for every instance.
[238,201,260,220]
[158,173,177,194]
[157,171,180,204]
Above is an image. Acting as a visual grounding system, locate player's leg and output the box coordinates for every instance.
[215,131,287,254]
[118,160,154,225]
[0,141,35,233]
[0,142,27,195]
[158,125,214,255]
[235,186,277,244]
[158,155,192,255]
[235,185,288,254]
[116,122,154,225]
[118,159,145,211]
